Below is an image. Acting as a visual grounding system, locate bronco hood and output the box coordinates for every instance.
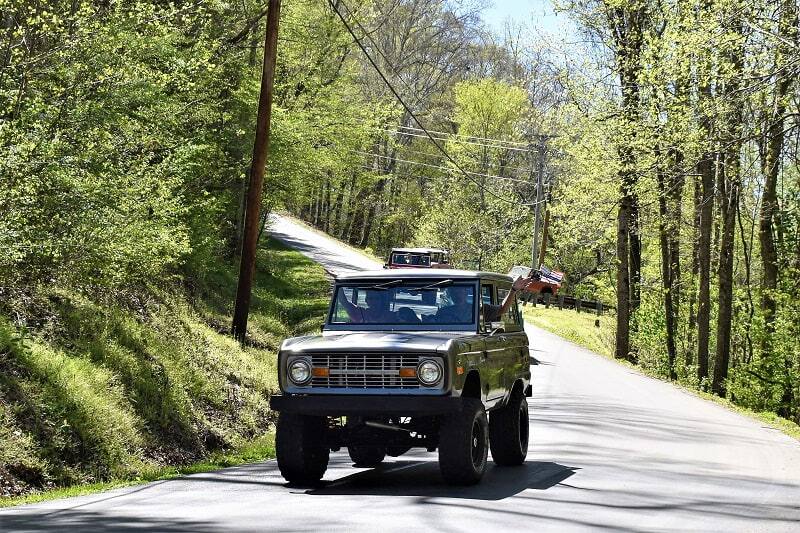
[280,331,466,353]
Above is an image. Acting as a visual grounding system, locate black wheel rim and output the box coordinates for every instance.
[519,401,529,452]
[471,419,485,468]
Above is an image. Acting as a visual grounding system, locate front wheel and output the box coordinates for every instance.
[489,389,529,466]
[438,398,489,485]
[276,412,329,485]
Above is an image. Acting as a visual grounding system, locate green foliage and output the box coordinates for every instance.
[0,240,329,498]
[414,79,533,271]
[545,0,800,422]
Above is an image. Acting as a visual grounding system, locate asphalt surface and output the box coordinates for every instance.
[3,214,799,532]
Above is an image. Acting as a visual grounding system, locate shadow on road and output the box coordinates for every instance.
[0,513,218,533]
[306,460,578,501]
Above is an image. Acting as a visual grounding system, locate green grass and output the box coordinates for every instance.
[0,238,328,504]
[522,304,615,358]
[0,435,275,508]
[522,305,800,441]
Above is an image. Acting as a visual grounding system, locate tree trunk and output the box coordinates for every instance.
[360,179,386,248]
[657,148,678,380]
[539,207,551,266]
[234,174,248,257]
[607,4,644,364]
[329,175,346,238]
[346,188,368,245]
[668,147,684,320]
[340,173,358,240]
[713,153,739,396]
[687,176,701,369]
[323,172,332,233]
[312,183,322,228]
[759,0,798,416]
[712,12,745,397]
[629,195,642,315]
[616,190,632,361]
[696,147,715,387]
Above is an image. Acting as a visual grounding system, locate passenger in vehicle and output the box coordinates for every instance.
[435,277,533,324]
[435,287,474,323]
[336,289,397,323]
[484,277,534,321]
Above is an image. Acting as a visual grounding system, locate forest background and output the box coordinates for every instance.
[1,0,798,497]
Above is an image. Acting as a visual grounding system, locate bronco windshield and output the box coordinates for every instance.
[391,253,431,266]
[330,282,476,326]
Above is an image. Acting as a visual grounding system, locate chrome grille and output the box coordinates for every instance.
[310,353,430,389]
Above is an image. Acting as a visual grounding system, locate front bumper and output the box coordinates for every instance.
[270,394,463,416]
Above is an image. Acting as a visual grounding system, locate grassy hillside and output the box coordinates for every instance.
[522,305,615,359]
[0,239,329,501]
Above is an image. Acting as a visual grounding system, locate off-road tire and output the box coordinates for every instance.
[489,389,529,466]
[438,398,489,485]
[276,412,329,485]
[348,445,386,467]
[385,445,411,457]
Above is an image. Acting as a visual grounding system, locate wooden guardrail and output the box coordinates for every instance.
[520,291,614,315]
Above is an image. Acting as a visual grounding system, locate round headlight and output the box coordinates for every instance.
[289,359,311,385]
[417,359,442,386]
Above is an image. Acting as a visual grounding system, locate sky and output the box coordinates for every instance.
[481,0,578,39]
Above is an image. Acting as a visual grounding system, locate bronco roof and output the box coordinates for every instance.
[336,269,513,283]
[390,247,448,254]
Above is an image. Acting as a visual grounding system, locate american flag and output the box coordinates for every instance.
[539,265,564,285]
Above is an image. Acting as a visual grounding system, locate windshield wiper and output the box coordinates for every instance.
[362,280,403,290]
[410,279,453,292]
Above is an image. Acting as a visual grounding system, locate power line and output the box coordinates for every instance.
[352,150,534,185]
[365,142,534,174]
[397,124,532,147]
[357,119,538,152]
[328,0,525,206]
[358,166,549,206]
[378,127,535,153]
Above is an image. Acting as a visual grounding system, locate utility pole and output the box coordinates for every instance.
[530,138,546,271]
[538,204,551,267]
[232,0,282,342]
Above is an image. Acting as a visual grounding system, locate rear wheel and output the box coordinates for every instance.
[276,412,329,485]
[489,389,529,466]
[438,399,488,485]
[348,445,386,467]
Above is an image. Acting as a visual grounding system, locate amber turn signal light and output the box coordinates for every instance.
[311,367,329,377]
[399,367,417,378]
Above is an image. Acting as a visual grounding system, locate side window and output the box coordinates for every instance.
[481,284,494,306]
[497,286,522,332]
[480,283,494,327]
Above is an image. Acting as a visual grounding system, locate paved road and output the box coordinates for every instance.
[269,213,383,275]
[3,214,800,532]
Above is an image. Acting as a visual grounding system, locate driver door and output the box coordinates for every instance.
[480,282,505,400]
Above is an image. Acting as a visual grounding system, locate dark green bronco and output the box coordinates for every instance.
[270,269,532,485]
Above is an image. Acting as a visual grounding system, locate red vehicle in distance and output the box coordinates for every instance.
[385,248,451,269]
[508,265,564,296]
